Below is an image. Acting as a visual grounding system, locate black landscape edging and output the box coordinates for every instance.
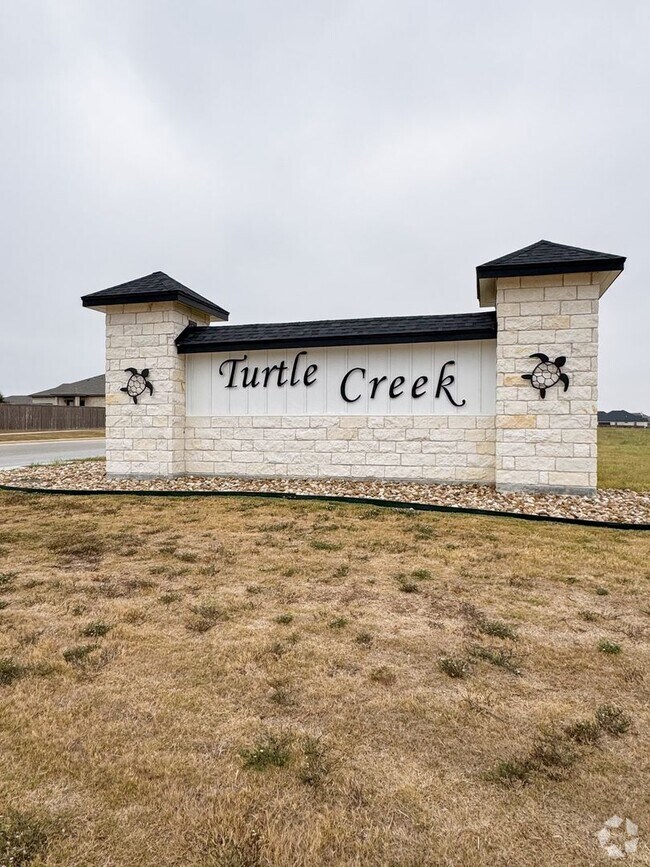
[1,482,648,531]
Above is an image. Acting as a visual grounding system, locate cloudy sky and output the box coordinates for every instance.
[1,0,648,409]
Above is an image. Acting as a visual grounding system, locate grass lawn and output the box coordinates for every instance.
[598,427,650,491]
[0,487,648,866]
[0,430,105,443]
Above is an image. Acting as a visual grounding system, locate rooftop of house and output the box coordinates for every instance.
[2,395,34,405]
[598,410,649,423]
[31,374,106,399]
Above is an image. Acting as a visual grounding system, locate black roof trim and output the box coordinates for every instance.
[81,271,229,320]
[176,311,497,353]
[476,240,625,279]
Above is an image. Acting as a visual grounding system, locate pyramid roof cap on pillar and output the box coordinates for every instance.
[476,240,625,307]
[81,271,229,321]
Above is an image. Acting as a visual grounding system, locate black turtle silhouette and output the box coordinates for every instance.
[521,353,569,399]
[121,368,154,404]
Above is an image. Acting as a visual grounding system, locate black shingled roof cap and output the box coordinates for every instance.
[81,272,229,320]
[176,311,497,353]
[476,240,625,279]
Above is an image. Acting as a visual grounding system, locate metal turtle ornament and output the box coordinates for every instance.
[121,368,154,404]
[522,353,569,399]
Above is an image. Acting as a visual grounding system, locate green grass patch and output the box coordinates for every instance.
[595,704,631,736]
[80,620,112,638]
[478,618,518,641]
[0,808,50,865]
[310,540,343,552]
[438,655,469,679]
[63,644,97,664]
[470,644,521,675]
[328,616,348,629]
[597,639,621,655]
[598,427,650,491]
[240,733,292,771]
[0,657,24,686]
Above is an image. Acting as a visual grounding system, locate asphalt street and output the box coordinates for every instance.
[0,438,105,469]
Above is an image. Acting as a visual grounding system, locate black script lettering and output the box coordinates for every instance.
[261,362,288,387]
[221,353,318,390]
[340,367,365,403]
[219,355,247,388]
[389,376,406,398]
[276,360,288,386]
[369,375,387,398]
[262,365,278,387]
[435,361,466,407]
[290,351,308,386]
[241,366,259,388]
[411,375,428,398]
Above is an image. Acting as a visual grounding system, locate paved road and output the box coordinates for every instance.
[0,438,105,469]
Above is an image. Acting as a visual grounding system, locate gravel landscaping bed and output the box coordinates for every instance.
[1,460,649,526]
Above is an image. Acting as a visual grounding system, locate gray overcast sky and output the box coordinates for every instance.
[1,0,648,410]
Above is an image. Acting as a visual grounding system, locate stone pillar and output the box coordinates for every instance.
[104,301,211,477]
[494,272,601,495]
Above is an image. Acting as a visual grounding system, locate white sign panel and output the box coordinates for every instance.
[186,340,496,416]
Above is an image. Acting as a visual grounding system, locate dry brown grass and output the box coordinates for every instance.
[0,430,105,443]
[0,491,648,866]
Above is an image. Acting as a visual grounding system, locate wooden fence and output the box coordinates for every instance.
[0,405,105,432]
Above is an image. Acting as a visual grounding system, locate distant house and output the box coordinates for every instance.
[30,374,106,407]
[3,394,34,405]
[598,410,649,428]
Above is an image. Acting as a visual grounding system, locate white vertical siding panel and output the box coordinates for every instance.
[462,341,481,413]
[286,350,308,415]
[366,344,391,415]
[324,348,348,414]
[409,343,430,415]
[306,349,326,414]
[190,340,496,416]
[264,350,288,415]
[344,346,369,414]
[481,340,497,415]
[186,355,212,416]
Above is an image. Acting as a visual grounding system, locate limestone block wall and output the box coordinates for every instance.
[105,301,211,477]
[494,272,600,494]
[97,271,603,491]
[184,415,496,483]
